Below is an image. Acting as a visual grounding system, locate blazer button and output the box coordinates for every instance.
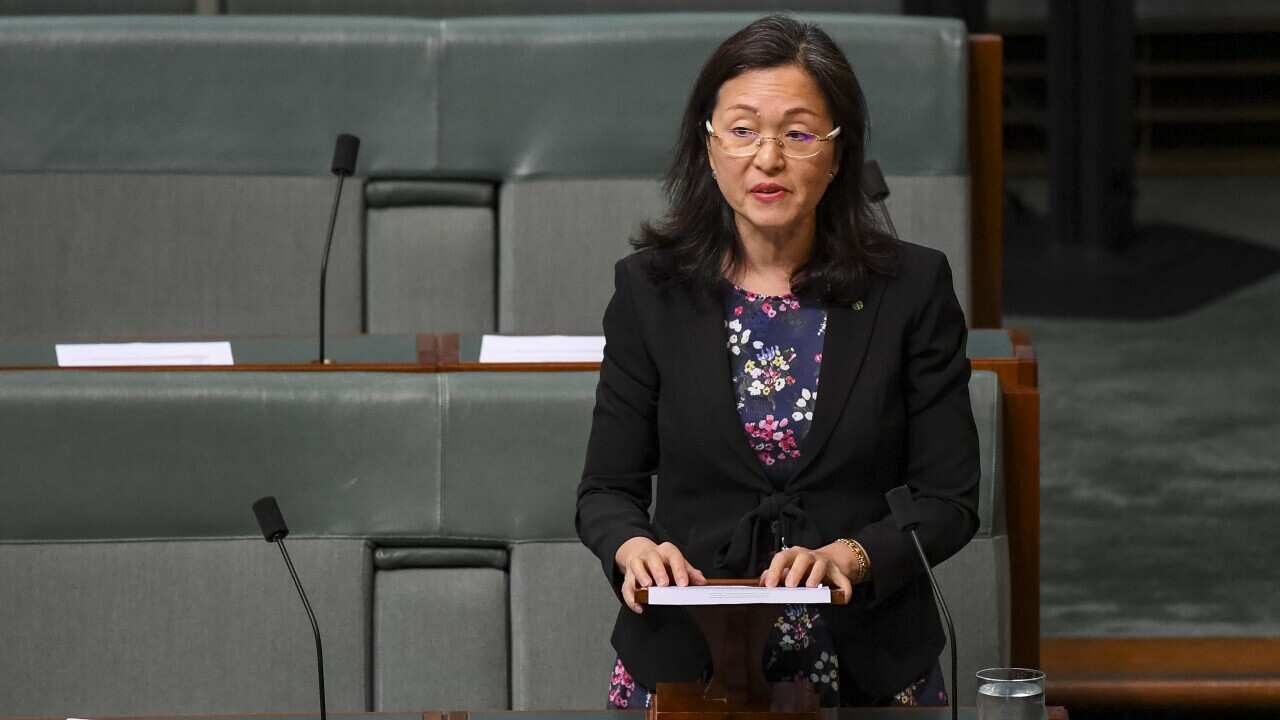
[852,300,864,311]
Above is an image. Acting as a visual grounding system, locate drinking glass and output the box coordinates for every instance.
[975,667,1046,720]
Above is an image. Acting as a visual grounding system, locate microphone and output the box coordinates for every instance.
[253,496,327,720]
[885,485,958,720]
[317,133,361,364]
[861,159,899,239]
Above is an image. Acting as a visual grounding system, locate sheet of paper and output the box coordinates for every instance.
[478,335,605,363]
[55,341,234,367]
[646,585,832,605]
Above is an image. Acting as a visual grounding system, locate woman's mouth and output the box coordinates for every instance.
[749,183,787,202]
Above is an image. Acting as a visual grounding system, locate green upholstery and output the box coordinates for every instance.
[0,369,1006,714]
[226,0,900,16]
[437,13,963,178]
[0,173,364,339]
[497,179,664,333]
[0,17,440,176]
[439,372,598,540]
[0,13,972,337]
[0,539,373,716]
[374,566,510,710]
[367,206,497,334]
[0,0,194,11]
[1,14,960,177]
[0,371,443,541]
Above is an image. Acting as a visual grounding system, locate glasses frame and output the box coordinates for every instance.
[704,119,842,159]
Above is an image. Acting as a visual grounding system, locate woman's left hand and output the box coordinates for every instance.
[760,543,860,598]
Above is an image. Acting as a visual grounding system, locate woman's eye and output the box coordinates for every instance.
[730,127,757,138]
[786,131,817,143]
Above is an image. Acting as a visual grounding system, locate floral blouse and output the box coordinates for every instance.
[724,285,826,488]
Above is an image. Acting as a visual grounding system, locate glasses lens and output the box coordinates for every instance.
[716,128,760,157]
[781,131,821,159]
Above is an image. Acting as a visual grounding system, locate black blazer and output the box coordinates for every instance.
[576,241,980,698]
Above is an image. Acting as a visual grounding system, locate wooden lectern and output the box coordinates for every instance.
[636,579,849,720]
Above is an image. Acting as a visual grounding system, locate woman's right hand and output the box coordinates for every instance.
[615,537,707,614]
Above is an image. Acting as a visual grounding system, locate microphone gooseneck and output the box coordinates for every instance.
[885,486,958,720]
[253,496,327,720]
[318,133,361,364]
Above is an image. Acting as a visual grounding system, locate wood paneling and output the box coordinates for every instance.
[968,35,1005,329]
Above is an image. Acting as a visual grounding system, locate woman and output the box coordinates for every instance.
[576,15,978,709]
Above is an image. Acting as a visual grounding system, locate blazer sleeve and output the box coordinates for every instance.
[576,259,660,593]
[852,252,981,606]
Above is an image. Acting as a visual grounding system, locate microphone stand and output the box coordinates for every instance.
[277,537,327,720]
[318,174,345,365]
[317,133,360,365]
[908,528,958,720]
[886,486,959,720]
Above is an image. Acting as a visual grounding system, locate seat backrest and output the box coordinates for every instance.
[0,16,440,339]
[1,13,969,339]
[223,0,901,15]
[0,367,1005,713]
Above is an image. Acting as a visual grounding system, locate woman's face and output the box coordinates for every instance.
[707,64,840,241]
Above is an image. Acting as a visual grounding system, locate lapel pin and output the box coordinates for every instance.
[852,300,864,311]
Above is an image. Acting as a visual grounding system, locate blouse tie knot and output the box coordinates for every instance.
[715,492,822,576]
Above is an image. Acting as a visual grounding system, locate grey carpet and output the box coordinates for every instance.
[1013,272,1280,636]
[1006,175,1280,637]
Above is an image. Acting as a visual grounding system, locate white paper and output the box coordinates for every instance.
[646,585,831,606]
[478,335,605,363]
[55,342,234,367]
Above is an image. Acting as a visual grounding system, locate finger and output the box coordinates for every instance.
[805,556,828,588]
[659,544,691,587]
[688,565,708,585]
[785,552,813,588]
[828,565,852,601]
[630,557,654,589]
[622,568,643,614]
[643,553,670,587]
[762,549,794,588]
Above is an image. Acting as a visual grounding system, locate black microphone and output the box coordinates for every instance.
[861,159,899,239]
[317,133,360,364]
[253,496,327,720]
[885,485,958,720]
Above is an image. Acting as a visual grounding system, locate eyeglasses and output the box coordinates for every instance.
[705,120,841,159]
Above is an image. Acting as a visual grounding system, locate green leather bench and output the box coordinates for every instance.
[0,369,1006,715]
[0,13,971,339]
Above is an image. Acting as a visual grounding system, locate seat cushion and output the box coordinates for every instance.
[0,538,372,716]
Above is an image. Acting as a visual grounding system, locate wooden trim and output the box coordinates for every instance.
[1004,386,1040,669]
[438,362,601,373]
[1049,675,1280,709]
[1041,631,1280,708]
[970,357,1037,390]
[1043,638,1280,674]
[968,34,1004,329]
[0,363,434,373]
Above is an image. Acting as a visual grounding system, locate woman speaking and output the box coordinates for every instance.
[576,15,979,709]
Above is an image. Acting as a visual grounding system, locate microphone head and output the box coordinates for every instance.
[252,496,290,542]
[885,485,921,532]
[861,159,890,202]
[330,133,361,177]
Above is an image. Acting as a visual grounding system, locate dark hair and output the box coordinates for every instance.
[634,15,898,303]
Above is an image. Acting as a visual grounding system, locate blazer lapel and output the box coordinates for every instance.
[682,285,772,488]
[787,276,885,484]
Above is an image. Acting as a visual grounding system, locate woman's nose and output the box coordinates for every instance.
[753,138,786,172]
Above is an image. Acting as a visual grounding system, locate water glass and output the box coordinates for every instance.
[975,667,1045,720]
